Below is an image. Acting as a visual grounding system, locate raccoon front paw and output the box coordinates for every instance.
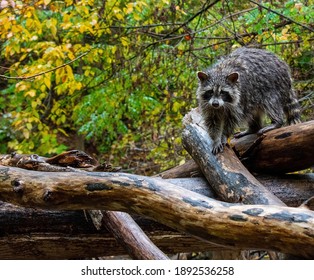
[212,142,224,154]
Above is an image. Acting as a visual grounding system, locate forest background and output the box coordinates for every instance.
[0,0,313,175]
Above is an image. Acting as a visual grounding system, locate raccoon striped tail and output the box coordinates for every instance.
[285,95,301,125]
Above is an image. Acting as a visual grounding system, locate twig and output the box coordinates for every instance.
[0,50,91,80]
[249,0,314,32]
[163,0,221,40]
[128,0,221,60]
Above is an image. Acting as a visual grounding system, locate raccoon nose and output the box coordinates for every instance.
[212,100,220,108]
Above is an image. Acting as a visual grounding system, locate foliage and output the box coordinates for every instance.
[0,0,313,173]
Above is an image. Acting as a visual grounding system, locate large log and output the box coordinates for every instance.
[160,161,314,207]
[230,120,314,173]
[0,201,221,259]
[181,108,311,259]
[0,151,168,260]
[182,108,285,205]
[0,166,313,258]
[1,175,312,259]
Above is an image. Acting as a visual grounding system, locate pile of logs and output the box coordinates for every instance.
[0,108,313,259]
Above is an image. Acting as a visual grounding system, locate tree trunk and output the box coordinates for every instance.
[160,160,314,207]
[182,108,285,205]
[230,120,314,173]
[0,202,219,259]
[0,151,168,260]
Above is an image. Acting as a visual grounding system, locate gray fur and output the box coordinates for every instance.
[197,47,301,154]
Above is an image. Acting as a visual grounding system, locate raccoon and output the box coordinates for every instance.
[197,47,301,154]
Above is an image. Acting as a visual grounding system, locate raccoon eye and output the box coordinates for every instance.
[220,90,233,103]
[203,89,213,100]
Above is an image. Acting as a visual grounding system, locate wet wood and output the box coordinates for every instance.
[0,166,313,258]
[101,211,169,260]
[0,151,166,260]
[230,120,314,173]
[182,108,285,205]
[159,161,314,207]
[0,201,204,259]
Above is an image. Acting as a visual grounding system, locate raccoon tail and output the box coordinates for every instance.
[285,93,301,125]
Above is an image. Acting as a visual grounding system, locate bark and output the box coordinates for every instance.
[1,175,312,259]
[0,151,166,260]
[181,108,307,259]
[181,108,285,205]
[158,159,203,179]
[101,211,169,260]
[159,161,314,207]
[230,120,314,174]
[0,201,212,259]
[0,166,313,258]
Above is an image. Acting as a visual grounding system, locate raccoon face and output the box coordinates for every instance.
[197,71,240,109]
[202,89,233,109]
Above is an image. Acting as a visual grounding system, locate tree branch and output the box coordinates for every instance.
[249,0,314,32]
[0,50,91,80]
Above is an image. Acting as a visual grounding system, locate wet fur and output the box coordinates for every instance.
[197,47,301,154]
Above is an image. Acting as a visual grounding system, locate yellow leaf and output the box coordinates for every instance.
[23,129,30,139]
[16,82,28,91]
[68,51,75,60]
[172,101,181,112]
[26,123,32,130]
[121,37,129,47]
[44,0,52,5]
[31,100,38,108]
[44,73,51,89]
[125,3,134,14]
[25,90,36,97]
[58,128,69,136]
[133,13,141,21]
[65,65,74,80]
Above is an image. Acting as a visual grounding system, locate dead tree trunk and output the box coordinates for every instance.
[0,151,169,260]
[230,120,314,173]
[181,108,314,259]
[159,161,314,207]
[182,108,285,205]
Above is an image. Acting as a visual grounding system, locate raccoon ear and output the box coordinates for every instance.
[197,71,210,82]
[227,72,239,84]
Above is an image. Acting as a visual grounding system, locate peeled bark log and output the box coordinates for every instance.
[230,120,314,173]
[0,166,313,258]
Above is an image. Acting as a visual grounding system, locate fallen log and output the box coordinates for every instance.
[0,166,313,258]
[181,108,311,259]
[182,108,285,205]
[160,161,314,207]
[1,175,312,259]
[100,211,169,260]
[0,201,214,259]
[230,120,314,173]
[0,151,168,260]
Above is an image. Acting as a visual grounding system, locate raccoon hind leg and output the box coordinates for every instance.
[257,104,284,135]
